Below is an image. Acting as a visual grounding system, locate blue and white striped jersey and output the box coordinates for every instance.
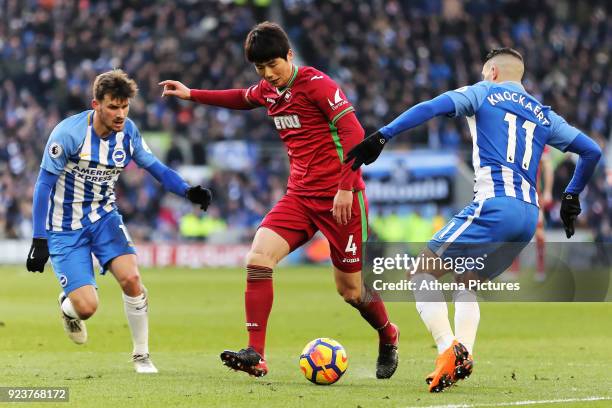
[444,81,581,206]
[40,110,157,231]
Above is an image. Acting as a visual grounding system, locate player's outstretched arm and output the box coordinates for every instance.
[159,80,255,110]
[27,169,59,272]
[559,133,602,238]
[145,159,212,211]
[345,94,455,170]
[378,94,456,140]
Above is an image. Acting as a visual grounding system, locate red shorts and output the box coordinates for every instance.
[260,191,368,272]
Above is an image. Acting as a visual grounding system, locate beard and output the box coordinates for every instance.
[100,113,125,133]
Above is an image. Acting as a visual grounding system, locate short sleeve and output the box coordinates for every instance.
[244,81,266,107]
[547,110,581,152]
[442,81,493,117]
[308,76,355,126]
[130,123,158,168]
[40,122,77,175]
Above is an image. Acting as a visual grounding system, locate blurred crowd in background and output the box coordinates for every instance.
[0,0,609,243]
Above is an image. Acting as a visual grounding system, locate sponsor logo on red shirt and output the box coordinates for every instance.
[273,115,302,130]
[328,89,348,111]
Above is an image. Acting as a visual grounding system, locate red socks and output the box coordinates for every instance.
[245,265,396,355]
[355,289,395,344]
[245,265,273,357]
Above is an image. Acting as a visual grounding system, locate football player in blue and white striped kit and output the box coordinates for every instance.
[346,48,602,392]
[26,69,212,373]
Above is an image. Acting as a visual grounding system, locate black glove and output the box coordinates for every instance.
[186,186,212,211]
[26,238,49,273]
[344,131,387,171]
[560,192,581,239]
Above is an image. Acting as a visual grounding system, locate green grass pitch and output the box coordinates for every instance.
[1,265,611,407]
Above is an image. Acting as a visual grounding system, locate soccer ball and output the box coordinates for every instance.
[299,338,348,385]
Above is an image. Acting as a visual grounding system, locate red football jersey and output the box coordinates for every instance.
[243,65,365,197]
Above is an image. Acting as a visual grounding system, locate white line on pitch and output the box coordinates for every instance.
[404,396,611,408]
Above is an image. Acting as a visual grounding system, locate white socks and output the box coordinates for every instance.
[453,289,480,355]
[61,296,79,319]
[412,274,455,354]
[123,288,149,356]
[412,275,480,355]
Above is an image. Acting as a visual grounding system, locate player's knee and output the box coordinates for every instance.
[119,272,142,294]
[246,249,278,269]
[78,306,97,320]
[73,298,98,320]
[338,287,361,306]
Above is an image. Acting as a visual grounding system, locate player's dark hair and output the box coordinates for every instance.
[93,69,138,101]
[484,47,523,63]
[244,21,291,63]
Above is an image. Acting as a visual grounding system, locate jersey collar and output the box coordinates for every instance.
[276,64,298,95]
[501,81,525,91]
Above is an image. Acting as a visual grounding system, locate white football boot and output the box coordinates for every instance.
[58,293,87,344]
[133,353,158,374]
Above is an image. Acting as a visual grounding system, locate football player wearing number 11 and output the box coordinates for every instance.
[26,69,213,374]
[345,48,602,392]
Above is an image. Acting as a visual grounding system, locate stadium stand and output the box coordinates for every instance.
[0,0,608,242]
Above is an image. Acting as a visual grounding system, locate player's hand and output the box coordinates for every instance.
[560,192,581,239]
[26,238,49,273]
[332,189,353,225]
[344,131,387,171]
[159,80,191,100]
[186,186,213,211]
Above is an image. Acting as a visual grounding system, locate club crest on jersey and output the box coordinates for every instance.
[327,89,348,111]
[273,115,301,130]
[112,148,126,165]
[49,143,63,159]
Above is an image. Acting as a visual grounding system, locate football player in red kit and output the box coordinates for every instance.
[160,22,399,379]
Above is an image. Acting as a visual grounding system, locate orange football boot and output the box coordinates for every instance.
[426,340,471,392]
[454,352,474,381]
